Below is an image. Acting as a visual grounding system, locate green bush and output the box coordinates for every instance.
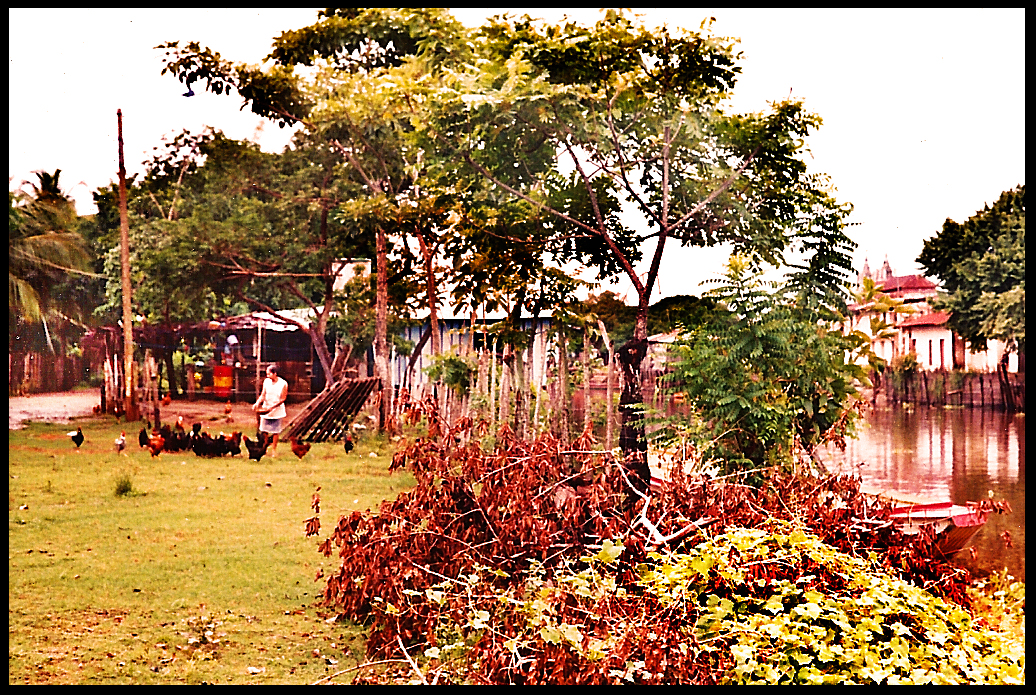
[113,473,134,497]
[889,352,920,376]
[424,352,476,395]
[401,527,1024,685]
[666,256,868,471]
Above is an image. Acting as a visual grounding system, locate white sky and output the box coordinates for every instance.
[9,8,1025,301]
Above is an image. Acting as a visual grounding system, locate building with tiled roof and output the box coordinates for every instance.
[849,258,1017,373]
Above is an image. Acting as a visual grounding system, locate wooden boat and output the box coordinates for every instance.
[648,469,1009,559]
[888,501,992,557]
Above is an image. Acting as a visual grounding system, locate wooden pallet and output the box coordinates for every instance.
[285,377,381,443]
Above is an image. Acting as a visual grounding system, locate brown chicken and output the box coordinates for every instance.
[162,393,171,406]
[290,436,311,459]
[146,430,165,457]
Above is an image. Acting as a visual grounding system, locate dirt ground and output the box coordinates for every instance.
[8,389,302,432]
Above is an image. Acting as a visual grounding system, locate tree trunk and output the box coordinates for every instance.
[476,340,489,421]
[498,349,512,428]
[117,110,139,423]
[557,331,571,447]
[615,336,650,493]
[598,320,615,452]
[533,327,549,433]
[489,336,497,432]
[417,233,441,358]
[145,350,161,429]
[998,353,1017,412]
[511,348,528,436]
[329,339,352,384]
[582,329,592,433]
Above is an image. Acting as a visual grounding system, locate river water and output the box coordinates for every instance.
[819,404,1025,582]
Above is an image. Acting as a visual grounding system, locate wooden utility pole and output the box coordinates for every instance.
[117,109,139,421]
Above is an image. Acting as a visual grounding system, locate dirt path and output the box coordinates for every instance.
[8,389,102,430]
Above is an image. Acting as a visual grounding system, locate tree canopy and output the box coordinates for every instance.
[413,10,855,470]
[148,8,857,451]
[917,185,1025,355]
[9,170,96,324]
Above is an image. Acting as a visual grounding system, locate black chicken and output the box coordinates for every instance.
[67,427,85,450]
[138,427,149,448]
[343,433,354,454]
[244,434,272,462]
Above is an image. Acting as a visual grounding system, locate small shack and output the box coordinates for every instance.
[82,309,337,413]
[184,309,333,404]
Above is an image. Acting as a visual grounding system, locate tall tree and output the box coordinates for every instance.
[917,185,1025,357]
[156,8,479,426]
[155,8,578,427]
[9,171,96,323]
[97,127,378,383]
[419,11,855,486]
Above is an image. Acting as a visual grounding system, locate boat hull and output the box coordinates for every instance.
[888,502,991,557]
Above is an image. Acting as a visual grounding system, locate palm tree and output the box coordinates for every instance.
[9,170,96,322]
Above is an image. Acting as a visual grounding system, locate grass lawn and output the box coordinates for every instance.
[9,416,415,685]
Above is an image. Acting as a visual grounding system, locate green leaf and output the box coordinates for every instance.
[594,539,624,564]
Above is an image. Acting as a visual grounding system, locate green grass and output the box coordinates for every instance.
[9,416,415,685]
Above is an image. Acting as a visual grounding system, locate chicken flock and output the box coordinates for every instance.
[67,415,359,464]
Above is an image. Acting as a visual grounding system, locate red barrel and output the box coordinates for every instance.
[213,364,233,398]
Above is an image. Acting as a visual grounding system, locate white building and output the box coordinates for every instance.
[849,257,1018,373]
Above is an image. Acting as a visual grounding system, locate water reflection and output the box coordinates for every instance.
[820,405,1025,582]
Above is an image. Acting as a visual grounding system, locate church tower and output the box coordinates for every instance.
[880,256,893,282]
[858,257,871,288]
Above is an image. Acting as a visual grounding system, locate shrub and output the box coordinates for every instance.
[665,256,869,472]
[307,399,999,683]
[114,473,134,497]
[385,528,1023,684]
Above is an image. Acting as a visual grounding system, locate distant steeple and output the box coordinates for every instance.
[859,257,871,286]
[880,256,893,281]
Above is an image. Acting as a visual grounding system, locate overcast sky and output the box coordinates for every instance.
[9,8,1025,300]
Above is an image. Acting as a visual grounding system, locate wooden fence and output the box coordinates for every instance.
[884,370,1025,410]
[8,350,85,395]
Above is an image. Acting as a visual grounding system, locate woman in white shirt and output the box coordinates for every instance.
[252,363,289,457]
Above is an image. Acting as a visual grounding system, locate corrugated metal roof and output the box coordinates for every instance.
[204,308,314,332]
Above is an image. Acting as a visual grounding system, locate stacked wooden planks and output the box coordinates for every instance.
[285,377,381,443]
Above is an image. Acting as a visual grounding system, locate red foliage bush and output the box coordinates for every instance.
[306,396,973,681]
